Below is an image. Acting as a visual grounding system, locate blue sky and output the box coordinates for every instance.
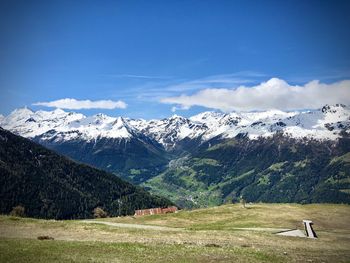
[1,0,350,119]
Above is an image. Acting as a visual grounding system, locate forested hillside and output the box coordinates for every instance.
[0,128,172,219]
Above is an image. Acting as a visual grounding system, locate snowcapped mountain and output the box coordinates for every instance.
[190,104,350,141]
[0,107,84,138]
[1,104,349,201]
[40,115,142,142]
[0,107,169,183]
[129,115,208,150]
[1,104,349,149]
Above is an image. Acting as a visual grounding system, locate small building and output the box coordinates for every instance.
[134,206,178,216]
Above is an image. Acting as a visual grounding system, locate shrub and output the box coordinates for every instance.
[10,205,25,217]
[37,235,54,240]
[93,207,108,218]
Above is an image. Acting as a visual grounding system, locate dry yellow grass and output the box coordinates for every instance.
[100,203,350,231]
[0,203,349,262]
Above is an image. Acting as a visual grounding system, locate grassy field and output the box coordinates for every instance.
[0,203,350,262]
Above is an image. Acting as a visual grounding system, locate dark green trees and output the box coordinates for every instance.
[0,128,173,219]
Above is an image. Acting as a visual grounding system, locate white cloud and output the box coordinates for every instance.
[33,98,127,110]
[161,78,350,112]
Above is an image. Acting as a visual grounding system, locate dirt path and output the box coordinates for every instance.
[233,227,291,233]
[81,220,183,231]
[81,220,291,233]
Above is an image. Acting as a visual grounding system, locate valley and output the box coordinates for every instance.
[144,135,350,207]
[1,104,349,208]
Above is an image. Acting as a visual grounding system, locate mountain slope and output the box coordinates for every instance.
[144,134,350,207]
[0,107,170,184]
[0,128,172,219]
[35,130,169,184]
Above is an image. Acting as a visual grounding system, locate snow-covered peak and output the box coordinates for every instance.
[7,107,34,122]
[93,113,112,121]
[127,118,148,131]
[12,106,34,115]
[112,116,125,127]
[132,115,207,149]
[106,117,135,138]
[168,114,189,125]
[188,105,349,141]
[190,111,224,123]
[243,109,296,120]
[62,115,134,141]
[169,114,181,119]
[0,108,84,138]
[52,108,66,115]
[1,104,349,147]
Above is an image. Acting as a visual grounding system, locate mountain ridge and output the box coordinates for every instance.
[1,104,349,148]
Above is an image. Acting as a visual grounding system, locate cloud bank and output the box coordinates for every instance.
[33,98,127,110]
[161,78,350,112]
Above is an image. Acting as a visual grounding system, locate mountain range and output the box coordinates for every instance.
[2,104,349,146]
[1,104,350,207]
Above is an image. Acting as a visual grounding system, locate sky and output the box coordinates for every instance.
[0,0,350,119]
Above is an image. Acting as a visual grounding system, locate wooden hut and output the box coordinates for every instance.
[134,206,178,216]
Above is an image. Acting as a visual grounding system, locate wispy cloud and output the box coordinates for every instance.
[285,69,350,84]
[103,74,172,79]
[161,78,350,112]
[164,72,264,93]
[33,98,127,110]
[132,71,266,101]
